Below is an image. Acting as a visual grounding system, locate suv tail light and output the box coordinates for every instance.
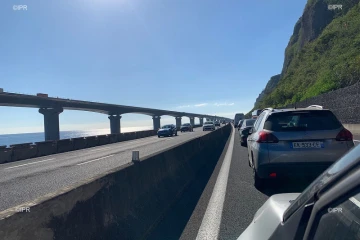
[336,128,353,141]
[257,131,279,143]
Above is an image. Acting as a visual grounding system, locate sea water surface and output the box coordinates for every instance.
[0,126,153,147]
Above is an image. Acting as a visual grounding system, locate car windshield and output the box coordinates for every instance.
[182,123,190,126]
[264,110,342,132]
[244,119,256,127]
[283,145,360,221]
[161,125,171,129]
[204,122,213,125]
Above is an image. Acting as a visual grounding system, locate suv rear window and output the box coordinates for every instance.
[264,110,342,131]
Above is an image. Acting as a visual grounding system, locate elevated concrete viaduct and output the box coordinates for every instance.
[0,92,231,140]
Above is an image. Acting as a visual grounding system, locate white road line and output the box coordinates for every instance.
[350,197,360,208]
[354,140,360,142]
[77,155,114,166]
[196,128,235,240]
[4,158,56,170]
[89,146,112,152]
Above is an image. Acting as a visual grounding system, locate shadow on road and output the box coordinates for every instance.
[259,177,315,197]
[146,131,230,240]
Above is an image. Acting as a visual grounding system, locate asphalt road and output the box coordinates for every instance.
[0,127,218,212]
[147,128,360,240]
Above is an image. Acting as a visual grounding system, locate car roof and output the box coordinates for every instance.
[262,106,329,114]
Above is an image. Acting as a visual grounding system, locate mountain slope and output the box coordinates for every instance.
[254,0,360,110]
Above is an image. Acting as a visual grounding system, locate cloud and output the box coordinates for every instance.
[177,105,191,109]
[214,102,235,106]
[177,103,208,108]
[194,103,208,107]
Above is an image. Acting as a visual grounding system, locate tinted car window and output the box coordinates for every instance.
[204,122,213,125]
[313,191,360,240]
[264,110,341,132]
[253,112,266,131]
[245,119,256,126]
[284,145,360,221]
[162,125,171,129]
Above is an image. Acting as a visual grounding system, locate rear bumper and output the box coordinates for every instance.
[203,127,215,131]
[257,162,334,179]
[158,131,171,136]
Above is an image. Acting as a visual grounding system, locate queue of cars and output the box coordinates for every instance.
[237,105,358,240]
[157,120,223,137]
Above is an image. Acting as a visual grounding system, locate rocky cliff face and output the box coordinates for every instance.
[254,74,281,107]
[252,0,360,111]
[282,1,335,76]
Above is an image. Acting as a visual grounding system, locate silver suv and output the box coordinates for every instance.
[247,106,354,189]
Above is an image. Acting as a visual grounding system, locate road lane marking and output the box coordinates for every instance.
[77,155,114,166]
[89,146,112,152]
[350,197,360,208]
[4,158,56,170]
[354,140,360,142]
[196,127,235,240]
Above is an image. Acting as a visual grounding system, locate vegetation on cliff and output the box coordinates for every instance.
[252,0,360,111]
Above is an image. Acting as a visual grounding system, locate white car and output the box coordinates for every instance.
[203,121,215,131]
[238,144,360,240]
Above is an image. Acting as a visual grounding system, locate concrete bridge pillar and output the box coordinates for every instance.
[39,107,63,141]
[152,116,161,130]
[108,114,122,134]
[199,118,204,125]
[175,117,182,130]
[190,117,195,127]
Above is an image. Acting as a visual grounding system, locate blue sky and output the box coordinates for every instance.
[0,0,307,134]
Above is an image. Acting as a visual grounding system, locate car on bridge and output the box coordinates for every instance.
[247,106,354,189]
[215,121,221,127]
[180,123,193,132]
[203,121,215,131]
[238,144,360,240]
[158,124,178,137]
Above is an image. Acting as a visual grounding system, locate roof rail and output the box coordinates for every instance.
[262,107,274,112]
[307,105,323,109]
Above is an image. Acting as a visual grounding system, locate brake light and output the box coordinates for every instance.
[257,131,279,143]
[269,173,277,178]
[336,128,353,141]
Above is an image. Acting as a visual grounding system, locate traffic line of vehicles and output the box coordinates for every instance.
[236,105,360,240]
[157,120,226,137]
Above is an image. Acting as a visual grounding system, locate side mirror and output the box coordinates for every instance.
[248,127,254,135]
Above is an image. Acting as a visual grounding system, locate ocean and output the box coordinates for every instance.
[0,126,153,147]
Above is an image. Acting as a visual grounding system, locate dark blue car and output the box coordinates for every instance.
[158,124,178,137]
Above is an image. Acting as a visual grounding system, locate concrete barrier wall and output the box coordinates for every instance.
[97,135,109,146]
[10,143,38,162]
[36,141,57,157]
[56,139,74,153]
[117,133,125,142]
[0,148,12,164]
[0,125,232,240]
[85,136,98,148]
[73,138,87,150]
[0,130,158,164]
[108,134,118,143]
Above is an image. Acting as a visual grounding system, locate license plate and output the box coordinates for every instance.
[292,142,324,149]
